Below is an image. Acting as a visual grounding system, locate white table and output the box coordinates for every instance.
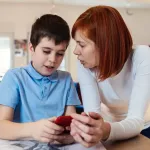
[0,139,106,150]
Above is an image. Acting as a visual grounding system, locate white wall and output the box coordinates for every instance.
[119,9,150,45]
[0,3,150,80]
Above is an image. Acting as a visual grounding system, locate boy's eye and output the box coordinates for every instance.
[43,51,50,54]
[56,53,64,56]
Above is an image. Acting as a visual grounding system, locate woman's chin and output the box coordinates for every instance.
[83,63,96,69]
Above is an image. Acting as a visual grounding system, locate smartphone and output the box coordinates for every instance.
[55,116,73,127]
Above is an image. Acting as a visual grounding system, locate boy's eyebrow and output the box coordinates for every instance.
[42,47,52,50]
[42,47,66,52]
[58,50,66,52]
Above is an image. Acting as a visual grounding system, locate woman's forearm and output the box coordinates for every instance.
[0,120,33,140]
[106,118,144,141]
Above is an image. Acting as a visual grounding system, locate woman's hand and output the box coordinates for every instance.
[70,112,111,148]
[30,117,64,143]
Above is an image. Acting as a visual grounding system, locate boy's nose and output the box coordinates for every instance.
[48,54,56,63]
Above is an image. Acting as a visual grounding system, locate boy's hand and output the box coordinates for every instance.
[54,126,75,144]
[30,117,64,143]
[53,133,75,145]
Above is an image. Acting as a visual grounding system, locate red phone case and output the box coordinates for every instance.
[55,116,73,127]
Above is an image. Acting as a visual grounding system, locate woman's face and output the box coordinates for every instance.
[73,30,99,69]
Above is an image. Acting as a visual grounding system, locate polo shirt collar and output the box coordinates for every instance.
[26,62,58,82]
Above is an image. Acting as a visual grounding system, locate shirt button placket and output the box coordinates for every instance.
[42,78,50,100]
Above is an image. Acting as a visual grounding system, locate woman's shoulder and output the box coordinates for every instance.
[132,45,150,61]
[131,45,150,73]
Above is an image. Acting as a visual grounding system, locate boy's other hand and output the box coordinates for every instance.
[30,117,64,143]
[53,133,75,145]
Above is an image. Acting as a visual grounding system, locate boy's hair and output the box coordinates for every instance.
[30,14,70,49]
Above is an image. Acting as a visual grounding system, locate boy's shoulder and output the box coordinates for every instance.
[57,70,72,80]
[6,66,26,76]
[2,66,28,83]
[57,70,70,75]
[1,66,27,86]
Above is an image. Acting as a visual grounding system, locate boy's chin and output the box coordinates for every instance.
[42,67,57,76]
[43,71,54,76]
[40,70,55,76]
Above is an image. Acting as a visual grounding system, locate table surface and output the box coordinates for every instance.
[0,134,149,150]
[104,134,150,150]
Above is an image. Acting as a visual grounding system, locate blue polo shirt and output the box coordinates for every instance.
[0,63,80,123]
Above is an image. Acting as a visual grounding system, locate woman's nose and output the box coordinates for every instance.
[73,47,80,55]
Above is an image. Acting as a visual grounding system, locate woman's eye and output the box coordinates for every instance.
[79,44,85,48]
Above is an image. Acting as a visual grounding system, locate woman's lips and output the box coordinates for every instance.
[80,60,85,64]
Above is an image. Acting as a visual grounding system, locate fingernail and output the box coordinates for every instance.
[86,112,90,116]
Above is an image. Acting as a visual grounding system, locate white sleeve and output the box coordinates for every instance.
[77,61,101,114]
[108,46,150,141]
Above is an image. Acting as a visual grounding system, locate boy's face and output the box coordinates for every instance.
[30,37,67,76]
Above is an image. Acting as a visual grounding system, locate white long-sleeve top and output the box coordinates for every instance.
[77,45,150,141]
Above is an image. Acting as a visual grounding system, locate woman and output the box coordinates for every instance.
[70,5,150,147]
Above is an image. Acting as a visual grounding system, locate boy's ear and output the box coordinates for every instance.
[29,42,34,52]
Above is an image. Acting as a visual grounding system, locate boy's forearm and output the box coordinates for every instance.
[0,120,33,140]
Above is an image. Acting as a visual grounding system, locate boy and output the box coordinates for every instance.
[0,14,80,144]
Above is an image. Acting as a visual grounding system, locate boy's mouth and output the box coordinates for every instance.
[45,65,55,69]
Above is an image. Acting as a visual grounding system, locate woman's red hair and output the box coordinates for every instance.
[72,6,133,80]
